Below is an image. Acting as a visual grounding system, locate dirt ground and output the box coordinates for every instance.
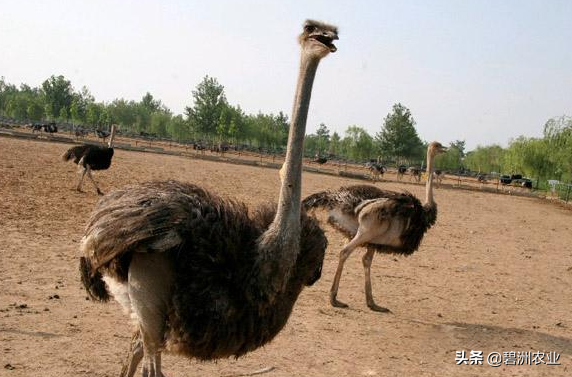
[1,136,571,377]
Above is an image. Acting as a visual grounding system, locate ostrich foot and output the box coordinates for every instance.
[330,294,349,308]
[367,302,392,313]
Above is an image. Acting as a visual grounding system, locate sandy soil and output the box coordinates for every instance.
[1,136,571,377]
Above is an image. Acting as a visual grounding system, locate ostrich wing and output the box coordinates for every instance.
[303,184,406,215]
[80,180,251,273]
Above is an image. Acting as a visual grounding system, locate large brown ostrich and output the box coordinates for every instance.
[62,124,116,195]
[79,20,337,377]
[303,142,446,312]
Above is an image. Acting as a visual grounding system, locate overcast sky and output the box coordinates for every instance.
[1,0,570,150]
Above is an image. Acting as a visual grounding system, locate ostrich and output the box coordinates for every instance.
[79,20,337,377]
[312,153,328,165]
[303,141,446,312]
[74,126,89,140]
[396,165,407,181]
[433,169,443,187]
[31,123,43,133]
[62,124,116,195]
[366,162,385,181]
[95,129,111,142]
[409,166,422,183]
[43,122,58,133]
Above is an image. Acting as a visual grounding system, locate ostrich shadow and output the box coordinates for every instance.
[437,321,572,356]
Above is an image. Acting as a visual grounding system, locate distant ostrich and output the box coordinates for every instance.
[312,153,328,165]
[74,126,89,140]
[95,129,111,142]
[396,165,407,181]
[433,169,443,187]
[366,162,385,181]
[43,122,58,133]
[409,167,422,183]
[78,20,337,377]
[303,141,446,312]
[62,125,116,195]
[31,123,43,133]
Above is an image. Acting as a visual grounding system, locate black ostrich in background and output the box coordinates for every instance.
[303,142,446,312]
[78,20,337,377]
[62,124,116,195]
[312,153,328,165]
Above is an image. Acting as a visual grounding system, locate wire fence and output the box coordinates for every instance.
[552,182,572,203]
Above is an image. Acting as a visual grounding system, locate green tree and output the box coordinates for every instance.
[185,76,227,139]
[27,100,44,120]
[376,103,424,163]
[141,92,162,113]
[464,145,505,173]
[86,102,103,126]
[329,131,341,156]
[450,140,466,157]
[107,98,138,131]
[58,106,69,121]
[315,123,330,154]
[435,144,463,170]
[41,75,74,119]
[343,125,375,161]
[543,115,572,180]
[167,115,189,141]
[150,111,171,137]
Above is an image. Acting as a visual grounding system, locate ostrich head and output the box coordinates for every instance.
[428,141,447,158]
[299,20,338,58]
[298,215,327,286]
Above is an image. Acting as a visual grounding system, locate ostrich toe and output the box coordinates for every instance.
[367,302,392,313]
[330,293,349,308]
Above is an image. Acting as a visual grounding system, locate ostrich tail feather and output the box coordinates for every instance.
[79,257,110,302]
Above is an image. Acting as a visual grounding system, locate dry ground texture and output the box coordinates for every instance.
[1,136,571,377]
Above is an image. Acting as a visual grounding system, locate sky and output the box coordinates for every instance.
[1,0,571,150]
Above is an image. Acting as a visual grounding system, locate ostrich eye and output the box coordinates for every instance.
[304,25,316,33]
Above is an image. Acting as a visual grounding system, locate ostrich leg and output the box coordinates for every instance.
[128,253,173,377]
[76,156,87,192]
[362,247,391,313]
[77,168,87,192]
[330,232,367,308]
[85,166,104,195]
[119,331,144,377]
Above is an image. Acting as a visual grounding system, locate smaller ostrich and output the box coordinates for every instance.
[303,141,446,312]
[43,123,58,133]
[31,123,43,133]
[95,129,111,142]
[409,167,422,183]
[365,162,385,181]
[312,153,328,165]
[74,126,88,140]
[62,124,116,195]
[433,169,443,187]
[396,165,407,181]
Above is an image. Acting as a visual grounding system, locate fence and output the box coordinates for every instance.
[552,182,572,203]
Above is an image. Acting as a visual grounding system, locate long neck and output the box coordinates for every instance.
[255,52,321,300]
[108,125,116,148]
[275,53,320,230]
[425,149,435,207]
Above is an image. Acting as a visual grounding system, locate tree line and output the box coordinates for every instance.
[1,75,570,185]
[463,116,572,184]
[0,75,428,162]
